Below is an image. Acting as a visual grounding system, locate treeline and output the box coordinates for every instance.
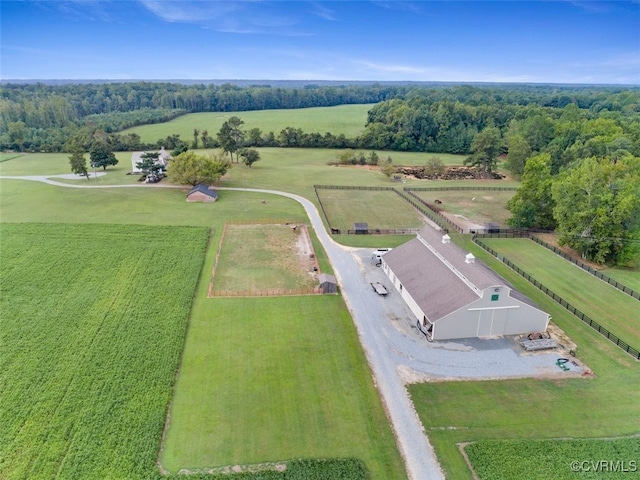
[1,81,639,152]
[361,90,640,160]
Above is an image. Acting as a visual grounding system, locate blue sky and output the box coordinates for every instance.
[1,1,639,84]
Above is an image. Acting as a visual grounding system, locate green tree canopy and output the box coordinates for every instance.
[238,148,261,168]
[168,150,231,186]
[464,126,502,177]
[89,142,118,170]
[507,153,555,229]
[68,148,89,179]
[552,155,640,265]
[217,116,245,162]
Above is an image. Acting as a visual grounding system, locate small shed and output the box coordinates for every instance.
[354,222,369,235]
[186,184,218,203]
[318,273,337,294]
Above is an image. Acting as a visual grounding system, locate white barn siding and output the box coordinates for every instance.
[431,287,550,340]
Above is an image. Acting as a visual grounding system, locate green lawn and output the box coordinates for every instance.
[408,233,640,480]
[0,223,209,479]
[481,238,640,346]
[120,104,375,143]
[162,296,405,479]
[316,188,425,231]
[601,267,640,292]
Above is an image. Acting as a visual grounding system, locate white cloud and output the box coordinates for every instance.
[138,0,241,23]
[309,2,336,21]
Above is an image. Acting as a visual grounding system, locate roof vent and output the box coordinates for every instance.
[465,253,476,264]
[442,234,451,244]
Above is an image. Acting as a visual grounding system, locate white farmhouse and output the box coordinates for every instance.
[381,226,550,341]
[131,147,171,174]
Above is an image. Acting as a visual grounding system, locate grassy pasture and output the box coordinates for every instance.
[601,267,640,292]
[481,238,640,345]
[410,189,516,227]
[162,296,405,479]
[0,223,209,479]
[120,104,374,143]
[315,188,425,231]
[409,233,640,479]
[212,224,318,292]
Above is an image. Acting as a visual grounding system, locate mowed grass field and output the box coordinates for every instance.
[316,188,425,231]
[410,188,516,227]
[212,224,318,292]
[481,238,640,345]
[162,295,405,478]
[0,223,209,479]
[120,104,375,144]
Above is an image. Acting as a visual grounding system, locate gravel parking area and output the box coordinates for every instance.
[350,248,585,382]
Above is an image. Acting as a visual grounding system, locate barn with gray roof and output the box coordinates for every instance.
[381,226,550,341]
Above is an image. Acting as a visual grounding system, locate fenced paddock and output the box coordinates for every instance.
[475,236,640,359]
[314,185,424,233]
[407,187,516,228]
[209,222,321,296]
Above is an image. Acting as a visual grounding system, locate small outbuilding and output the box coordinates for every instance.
[381,225,550,341]
[354,222,369,235]
[186,184,218,203]
[318,273,338,294]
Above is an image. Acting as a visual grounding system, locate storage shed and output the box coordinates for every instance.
[186,184,218,203]
[354,222,369,234]
[319,273,338,294]
[381,226,550,341]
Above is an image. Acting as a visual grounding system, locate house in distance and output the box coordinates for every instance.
[130,146,171,174]
[381,226,550,341]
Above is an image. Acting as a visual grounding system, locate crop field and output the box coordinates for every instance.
[480,238,640,346]
[316,188,425,231]
[211,223,318,293]
[162,295,405,479]
[0,222,209,479]
[410,188,516,227]
[120,104,374,143]
[465,437,639,479]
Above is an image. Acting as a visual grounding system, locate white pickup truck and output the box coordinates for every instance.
[371,282,388,296]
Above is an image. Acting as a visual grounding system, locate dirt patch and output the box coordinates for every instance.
[294,224,319,278]
[439,211,485,233]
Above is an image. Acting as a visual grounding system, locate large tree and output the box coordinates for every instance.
[507,153,555,229]
[168,150,231,186]
[552,155,640,265]
[69,148,89,179]
[217,116,245,162]
[89,142,118,170]
[464,126,502,177]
